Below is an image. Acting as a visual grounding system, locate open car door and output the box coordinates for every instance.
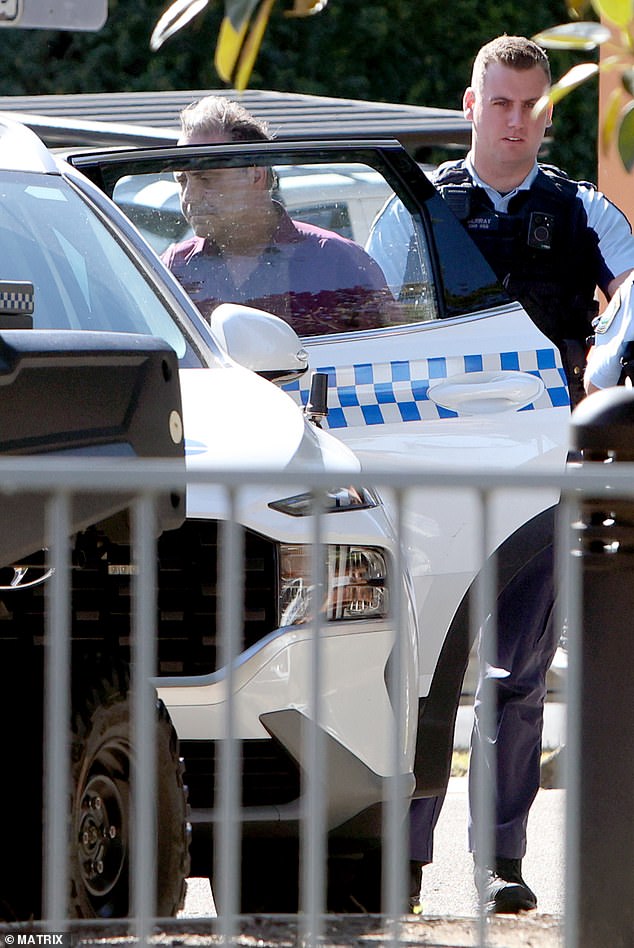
[67,138,569,693]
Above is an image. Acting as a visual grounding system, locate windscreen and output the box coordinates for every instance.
[0,170,199,364]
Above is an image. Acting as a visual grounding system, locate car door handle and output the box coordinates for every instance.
[427,370,545,415]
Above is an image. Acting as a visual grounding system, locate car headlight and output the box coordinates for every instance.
[269,486,378,517]
[279,544,388,626]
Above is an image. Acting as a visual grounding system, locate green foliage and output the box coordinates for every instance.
[0,0,599,180]
[618,100,634,168]
[538,0,634,171]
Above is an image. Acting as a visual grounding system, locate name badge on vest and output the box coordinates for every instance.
[467,215,499,232]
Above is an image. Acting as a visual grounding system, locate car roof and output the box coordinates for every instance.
[0,88,471,155]
[0,116,59,172]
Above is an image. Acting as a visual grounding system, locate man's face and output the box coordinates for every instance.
[463,62,552,170]
[175,165,257,241]
[175,131,266,244]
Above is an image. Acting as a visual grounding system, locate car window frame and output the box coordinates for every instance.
[66,138,509,328]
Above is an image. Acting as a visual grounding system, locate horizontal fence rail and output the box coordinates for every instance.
[0,456,632,947]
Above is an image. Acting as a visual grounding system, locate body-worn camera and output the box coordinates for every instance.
[528,211,555,250]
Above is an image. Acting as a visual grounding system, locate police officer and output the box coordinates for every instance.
[398,35,634,915]
[585,271,634,390]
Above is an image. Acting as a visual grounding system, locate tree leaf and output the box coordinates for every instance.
[215,11,250,81]
[618,100,634,170]
[601,85,624,153]
[532,61,599,119]
[591,0,634,28]
[215,0,276,89]
[284,0,327,16]
[533,21,611,50]
[566,0,592,18]
[150,0,209,51]
[232,0,276,89]
[549,61,600,104]
[223,0,263,31]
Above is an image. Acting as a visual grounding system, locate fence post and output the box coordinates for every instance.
[568,387,634,948]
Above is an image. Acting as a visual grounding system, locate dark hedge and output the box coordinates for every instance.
[0,0,598,180]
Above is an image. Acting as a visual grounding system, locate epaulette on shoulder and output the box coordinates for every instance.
[431,159,469,186]
[539,162,597,191]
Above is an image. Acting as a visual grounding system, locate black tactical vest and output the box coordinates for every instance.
[434,160,601,405]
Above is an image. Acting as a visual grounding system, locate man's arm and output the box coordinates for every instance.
[587,269,634,392]
[606,268,634,301]
[585,274,634,393]
[580,184,634,392]
[580,184,634,300]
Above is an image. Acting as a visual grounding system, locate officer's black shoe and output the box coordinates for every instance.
[476,857,537,914]
[409,860,426,915]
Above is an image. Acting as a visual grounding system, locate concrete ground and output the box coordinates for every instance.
[173,776,566,947]
[65,913,563,946]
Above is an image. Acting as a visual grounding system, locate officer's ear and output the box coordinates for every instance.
[463,86,476,121]
[545,101,554,129]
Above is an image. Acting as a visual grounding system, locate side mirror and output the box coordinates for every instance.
[209,303,309,385]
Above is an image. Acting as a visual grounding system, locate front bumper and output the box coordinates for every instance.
[157,618,415,794]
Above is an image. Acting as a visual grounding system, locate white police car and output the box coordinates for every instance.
[0,118,419,919]
[67,137,569,819]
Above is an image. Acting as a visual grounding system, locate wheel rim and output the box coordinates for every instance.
[76,771,128,901]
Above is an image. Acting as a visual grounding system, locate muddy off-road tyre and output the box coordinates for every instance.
[69,667,190,918]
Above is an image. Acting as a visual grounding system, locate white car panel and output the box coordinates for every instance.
[283,303,568,693]
[158,624,412,779]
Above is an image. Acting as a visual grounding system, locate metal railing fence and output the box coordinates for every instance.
[0,455,632,947]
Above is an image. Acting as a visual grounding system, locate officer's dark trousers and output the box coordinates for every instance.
[409,542,558,863]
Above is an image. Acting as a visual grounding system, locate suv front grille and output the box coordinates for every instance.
[153,519,279,675]
[0,518,279,676]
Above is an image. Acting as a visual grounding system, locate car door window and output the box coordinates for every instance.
[98,151,479,335]
[74,143,509,336]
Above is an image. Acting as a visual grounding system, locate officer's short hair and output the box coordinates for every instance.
[471,35,551,93]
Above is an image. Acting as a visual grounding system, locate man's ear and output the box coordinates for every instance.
[251,165,269,189]
[545,101,554,129]
[463,86,476,121]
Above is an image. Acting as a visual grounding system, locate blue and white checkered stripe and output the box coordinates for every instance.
[284,349,569,429]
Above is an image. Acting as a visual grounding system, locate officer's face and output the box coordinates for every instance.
[464,62,552,170]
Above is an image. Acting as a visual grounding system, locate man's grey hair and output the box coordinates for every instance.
[179,95,273,142]
[471,35,551,93]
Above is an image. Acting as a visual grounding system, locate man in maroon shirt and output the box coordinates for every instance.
[162,95,392,336]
